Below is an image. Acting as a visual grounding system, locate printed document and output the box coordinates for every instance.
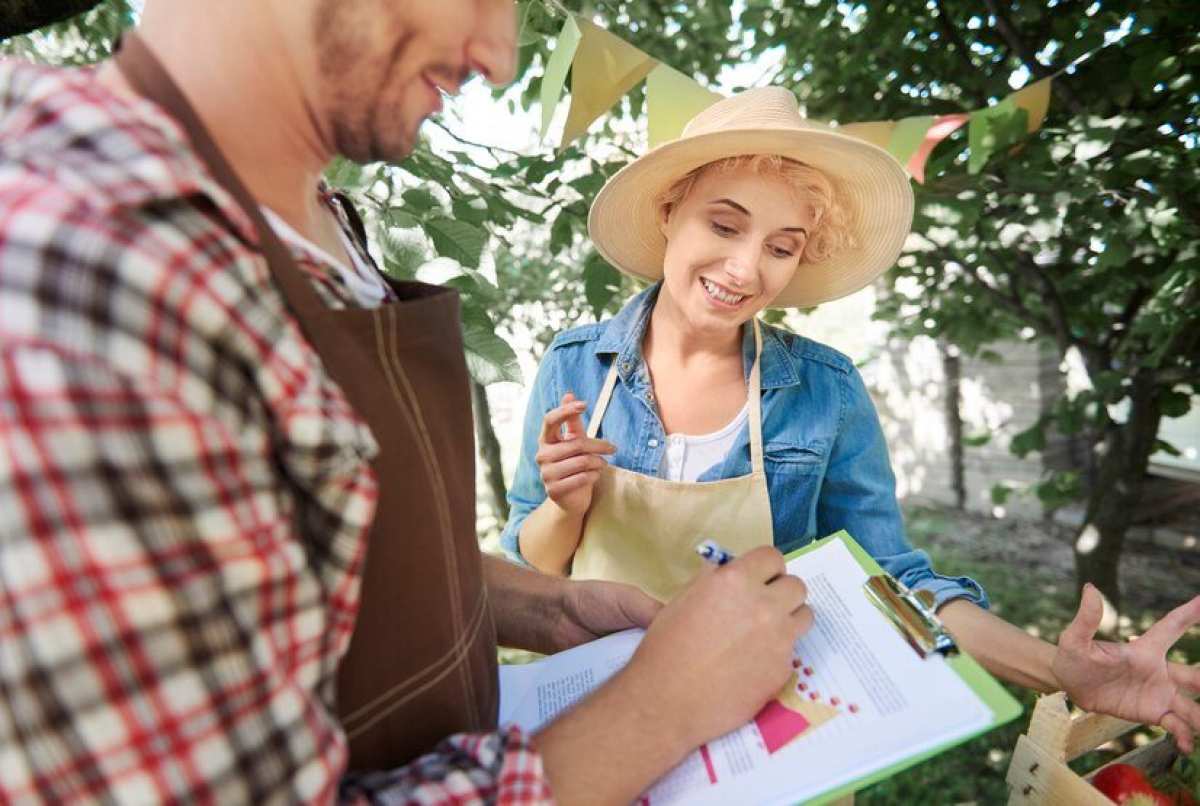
[498,538,993,805]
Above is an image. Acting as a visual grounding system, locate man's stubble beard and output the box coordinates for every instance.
[313,0,418,165]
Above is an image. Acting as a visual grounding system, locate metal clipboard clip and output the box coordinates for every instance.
[863,574,958,658]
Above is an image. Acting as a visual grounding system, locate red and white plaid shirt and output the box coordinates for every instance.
[0,60,551,804]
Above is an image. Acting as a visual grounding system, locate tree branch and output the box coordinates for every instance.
[428,118,524,158]
[1005,248,1076,354]
[982,0,1085,115]
[931,0,985,82]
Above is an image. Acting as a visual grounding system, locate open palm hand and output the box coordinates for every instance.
[1052,584,1200,752]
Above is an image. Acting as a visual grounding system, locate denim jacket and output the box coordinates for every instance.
[500,284,988,609]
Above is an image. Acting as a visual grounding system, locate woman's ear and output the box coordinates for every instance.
[657,203,673,238]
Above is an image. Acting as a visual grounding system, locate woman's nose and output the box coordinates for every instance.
[721,254,757,287]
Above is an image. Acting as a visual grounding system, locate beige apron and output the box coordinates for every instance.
[571,319,775,601]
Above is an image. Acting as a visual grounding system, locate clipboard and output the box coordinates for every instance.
[784,530,1023,805]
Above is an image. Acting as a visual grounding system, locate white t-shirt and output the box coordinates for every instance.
[262,207,391,308]
[659,402,750,482]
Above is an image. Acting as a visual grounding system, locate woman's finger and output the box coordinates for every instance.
[546,470,600,499]
[535,437,616,465]
[542,454,607,483]
[1162,707,1197,755]
[540,398,588,445]
[1168,662,1200,696]
[1170,693,1200,732]
[1140,595,1200,656]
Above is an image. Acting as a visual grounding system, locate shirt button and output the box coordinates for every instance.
[648,438,659,448]
[620,360,632,372]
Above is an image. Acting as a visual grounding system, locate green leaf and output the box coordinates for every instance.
[402,187,442,213]
[424,216,488,269]
[569,169,606,199]
[525,158,558,185]
[1034,471,1082,508]
[990,483,1014,505]
[583,254,622,321]
[549,210,575,255]
[452,197,490,226]
[962,432,992,447]
[325,156,364,190]
[385,209,422,230]
[1010,421,1046,457]
[1160,390,1193,418]
[1154,438,1183,457]
[460,306,522,385]
[1097,238,1131,269]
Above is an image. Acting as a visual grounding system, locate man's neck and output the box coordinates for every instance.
[96,2,334,238]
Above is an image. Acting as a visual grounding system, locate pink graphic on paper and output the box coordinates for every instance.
[753,699,812,754]
[698,744,718,784]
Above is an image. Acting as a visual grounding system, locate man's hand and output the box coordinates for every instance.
[619,546,813,750]
[484,554,658,655]
[550,578,662,652]
[1052,585,1200,752]
[535,546,813,804]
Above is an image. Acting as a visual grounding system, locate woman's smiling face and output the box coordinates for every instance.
[656,164,818,334]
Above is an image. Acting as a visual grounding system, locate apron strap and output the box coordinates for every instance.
[586,319,766,474]
[748,319,765,475]
[587,358,621,440]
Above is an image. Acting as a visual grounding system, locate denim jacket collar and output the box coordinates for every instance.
[593,282,801,390]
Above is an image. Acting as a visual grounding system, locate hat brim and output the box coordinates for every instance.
[588,127,915,308]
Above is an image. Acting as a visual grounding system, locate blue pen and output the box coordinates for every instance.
[695,539,735,566]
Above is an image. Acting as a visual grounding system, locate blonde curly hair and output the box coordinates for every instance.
[654,154,857,264]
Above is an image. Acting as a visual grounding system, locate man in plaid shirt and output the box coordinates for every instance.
[0,0,817,803]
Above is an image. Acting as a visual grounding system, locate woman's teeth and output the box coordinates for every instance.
[701,277,746,305]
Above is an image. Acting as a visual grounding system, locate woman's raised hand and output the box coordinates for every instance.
[536,392,615,517]
[1052,585,1200,752]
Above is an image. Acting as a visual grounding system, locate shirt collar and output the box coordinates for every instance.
[594,282,801,390]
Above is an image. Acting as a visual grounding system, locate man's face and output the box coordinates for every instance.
[311,0,516,163]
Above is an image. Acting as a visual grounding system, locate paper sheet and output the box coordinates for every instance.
[498,540,992,805]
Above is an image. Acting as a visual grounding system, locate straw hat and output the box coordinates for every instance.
[587,87,914,308]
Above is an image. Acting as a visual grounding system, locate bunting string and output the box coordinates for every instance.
[540,14,1125,184]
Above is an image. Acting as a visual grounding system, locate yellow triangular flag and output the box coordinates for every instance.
[645,63,722,147]
[1009,76,1052,133]
[836,120,897,149]
[560,17,657,149]
[540,15,583,138]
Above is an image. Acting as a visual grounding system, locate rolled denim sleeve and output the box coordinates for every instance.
[498,351,559,564]
[817,366,989,610]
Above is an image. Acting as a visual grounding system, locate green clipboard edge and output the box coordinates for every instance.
[784,531,1024,806]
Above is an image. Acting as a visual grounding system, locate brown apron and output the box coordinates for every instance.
[115,34,497,773]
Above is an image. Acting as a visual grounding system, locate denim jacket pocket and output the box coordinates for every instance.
[764,438,829,474]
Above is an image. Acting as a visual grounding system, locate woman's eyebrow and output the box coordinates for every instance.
[709,198,808,234]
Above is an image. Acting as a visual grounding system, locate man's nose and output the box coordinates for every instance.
[467,1,518,86]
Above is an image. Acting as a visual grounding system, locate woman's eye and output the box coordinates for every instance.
[710,221,736,237]
[768,244,795,259]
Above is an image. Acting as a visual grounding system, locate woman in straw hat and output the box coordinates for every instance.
[500,88,1200,738]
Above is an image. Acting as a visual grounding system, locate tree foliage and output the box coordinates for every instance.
[5,0,1197,608]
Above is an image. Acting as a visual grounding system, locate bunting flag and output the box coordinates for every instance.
[645,63,722,147]
[541,14,1056,182]
[1010,76,1053,133]
[835,120,896,149]
[905,113,970,183]
[559,17,656,148]
[539,15,582,137]
[968,96,1027,173]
